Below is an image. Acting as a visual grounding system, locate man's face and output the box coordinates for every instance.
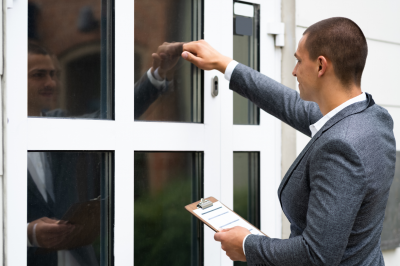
[28,53,56,115]
[292,35,319,101]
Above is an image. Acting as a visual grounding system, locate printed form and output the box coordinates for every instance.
[193,201,263,235]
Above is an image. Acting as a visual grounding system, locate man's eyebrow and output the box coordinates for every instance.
[294,53,298,58]
[29,68,54,73]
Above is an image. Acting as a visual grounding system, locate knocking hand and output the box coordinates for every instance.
[152,42,184,79]
[181,40,233,73]
[214,226,251,262]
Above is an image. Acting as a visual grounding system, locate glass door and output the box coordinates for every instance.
[5,0,281,265]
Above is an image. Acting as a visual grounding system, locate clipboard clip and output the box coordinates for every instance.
[197,198,213,210]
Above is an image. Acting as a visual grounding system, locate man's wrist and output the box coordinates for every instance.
[217,56,233,74]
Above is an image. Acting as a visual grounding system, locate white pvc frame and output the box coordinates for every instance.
[4,0,281,265]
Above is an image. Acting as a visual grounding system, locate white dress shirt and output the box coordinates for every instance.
[224,60,367,255]
[146,67,172,93]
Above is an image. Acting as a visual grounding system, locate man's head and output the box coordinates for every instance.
[28,42,56,116]
[292,17,368,102]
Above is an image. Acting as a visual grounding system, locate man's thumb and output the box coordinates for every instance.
[182,51,197,63]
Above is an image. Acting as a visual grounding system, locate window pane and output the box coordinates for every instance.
[27,152,113,265]
[28,0,113,119]
[134,0,203,122]
[134,152,203,265]
[233,2,260,125]
[233,152,260,266]
[381,151,400,250]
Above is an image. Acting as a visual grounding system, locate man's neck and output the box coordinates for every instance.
[316,83,362,116]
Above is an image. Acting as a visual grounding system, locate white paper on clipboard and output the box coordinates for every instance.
[193,201,263,235]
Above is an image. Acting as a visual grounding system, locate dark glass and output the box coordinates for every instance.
[27,0,113,119]
[27,152,113,265]
[134,0,203,122]
[233,152,260,266]
[381,151,400,250]
[233,2,260,125]
[134,152,203,266]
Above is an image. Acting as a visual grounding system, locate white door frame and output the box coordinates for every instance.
[4,0,281,265]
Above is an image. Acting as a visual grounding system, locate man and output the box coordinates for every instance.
[181,17,396,265]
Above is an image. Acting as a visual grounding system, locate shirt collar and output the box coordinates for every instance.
[309,92,367,138]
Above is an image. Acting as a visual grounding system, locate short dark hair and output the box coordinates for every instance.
[28,41,49,56]
[303,17,368,87]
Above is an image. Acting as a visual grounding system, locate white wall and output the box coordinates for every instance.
[294,0,400,264]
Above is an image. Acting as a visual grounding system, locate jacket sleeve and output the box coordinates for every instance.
[244,138,367,266]
[229,63,322,137]
[134,72,161,119]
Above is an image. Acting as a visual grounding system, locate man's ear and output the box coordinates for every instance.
[317,56,328,78]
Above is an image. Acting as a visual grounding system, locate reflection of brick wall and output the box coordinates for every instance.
[135,0,169,75]
[29,0,101,56]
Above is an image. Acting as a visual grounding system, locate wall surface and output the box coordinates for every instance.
[291,0,400,264]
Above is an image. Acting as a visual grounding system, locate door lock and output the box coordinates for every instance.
[212,76,219,97]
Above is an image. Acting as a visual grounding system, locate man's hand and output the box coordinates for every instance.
[28,217,79,250]
[214,226,251,262]
[151,42,184,79]
[181,40,233,73]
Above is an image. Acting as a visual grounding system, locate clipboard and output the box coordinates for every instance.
[185,196,267,236]
[59,197,101,248]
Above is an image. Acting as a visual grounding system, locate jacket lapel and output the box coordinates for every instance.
[27,172,54,214]
[278,93,375,205]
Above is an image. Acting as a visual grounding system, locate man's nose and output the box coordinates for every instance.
[45,75,56,88]
[292,66,297,77]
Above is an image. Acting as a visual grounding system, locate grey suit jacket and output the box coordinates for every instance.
[230,63,397,266]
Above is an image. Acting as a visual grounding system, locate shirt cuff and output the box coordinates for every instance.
[224,60,239,81]
[146,68,171,93]
[242,234,251,256]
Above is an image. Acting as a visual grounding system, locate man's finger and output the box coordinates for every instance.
[214,231,224,242]
[182,42,199,55]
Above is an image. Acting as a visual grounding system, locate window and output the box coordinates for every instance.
[134,0,203,122]
[27,151,113,265]
[134,152,203,265]
[27,0,113,119]
[233,1,260,125]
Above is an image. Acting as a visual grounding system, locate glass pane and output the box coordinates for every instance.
[134,0,203,122]
[381,151,400,250]
[233,2,260,125]
[27,152,113,265]
[233,152,260,266]
[27,0,113,119]
[134,152,203,265]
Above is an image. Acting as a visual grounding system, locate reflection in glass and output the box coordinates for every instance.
[134,0,203,122]
[27,0,113,119]
[27,152,113,266]
[134,152,203,265]
[233,2,260,125]
[233,152,260,266]
[381,151,400,250]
